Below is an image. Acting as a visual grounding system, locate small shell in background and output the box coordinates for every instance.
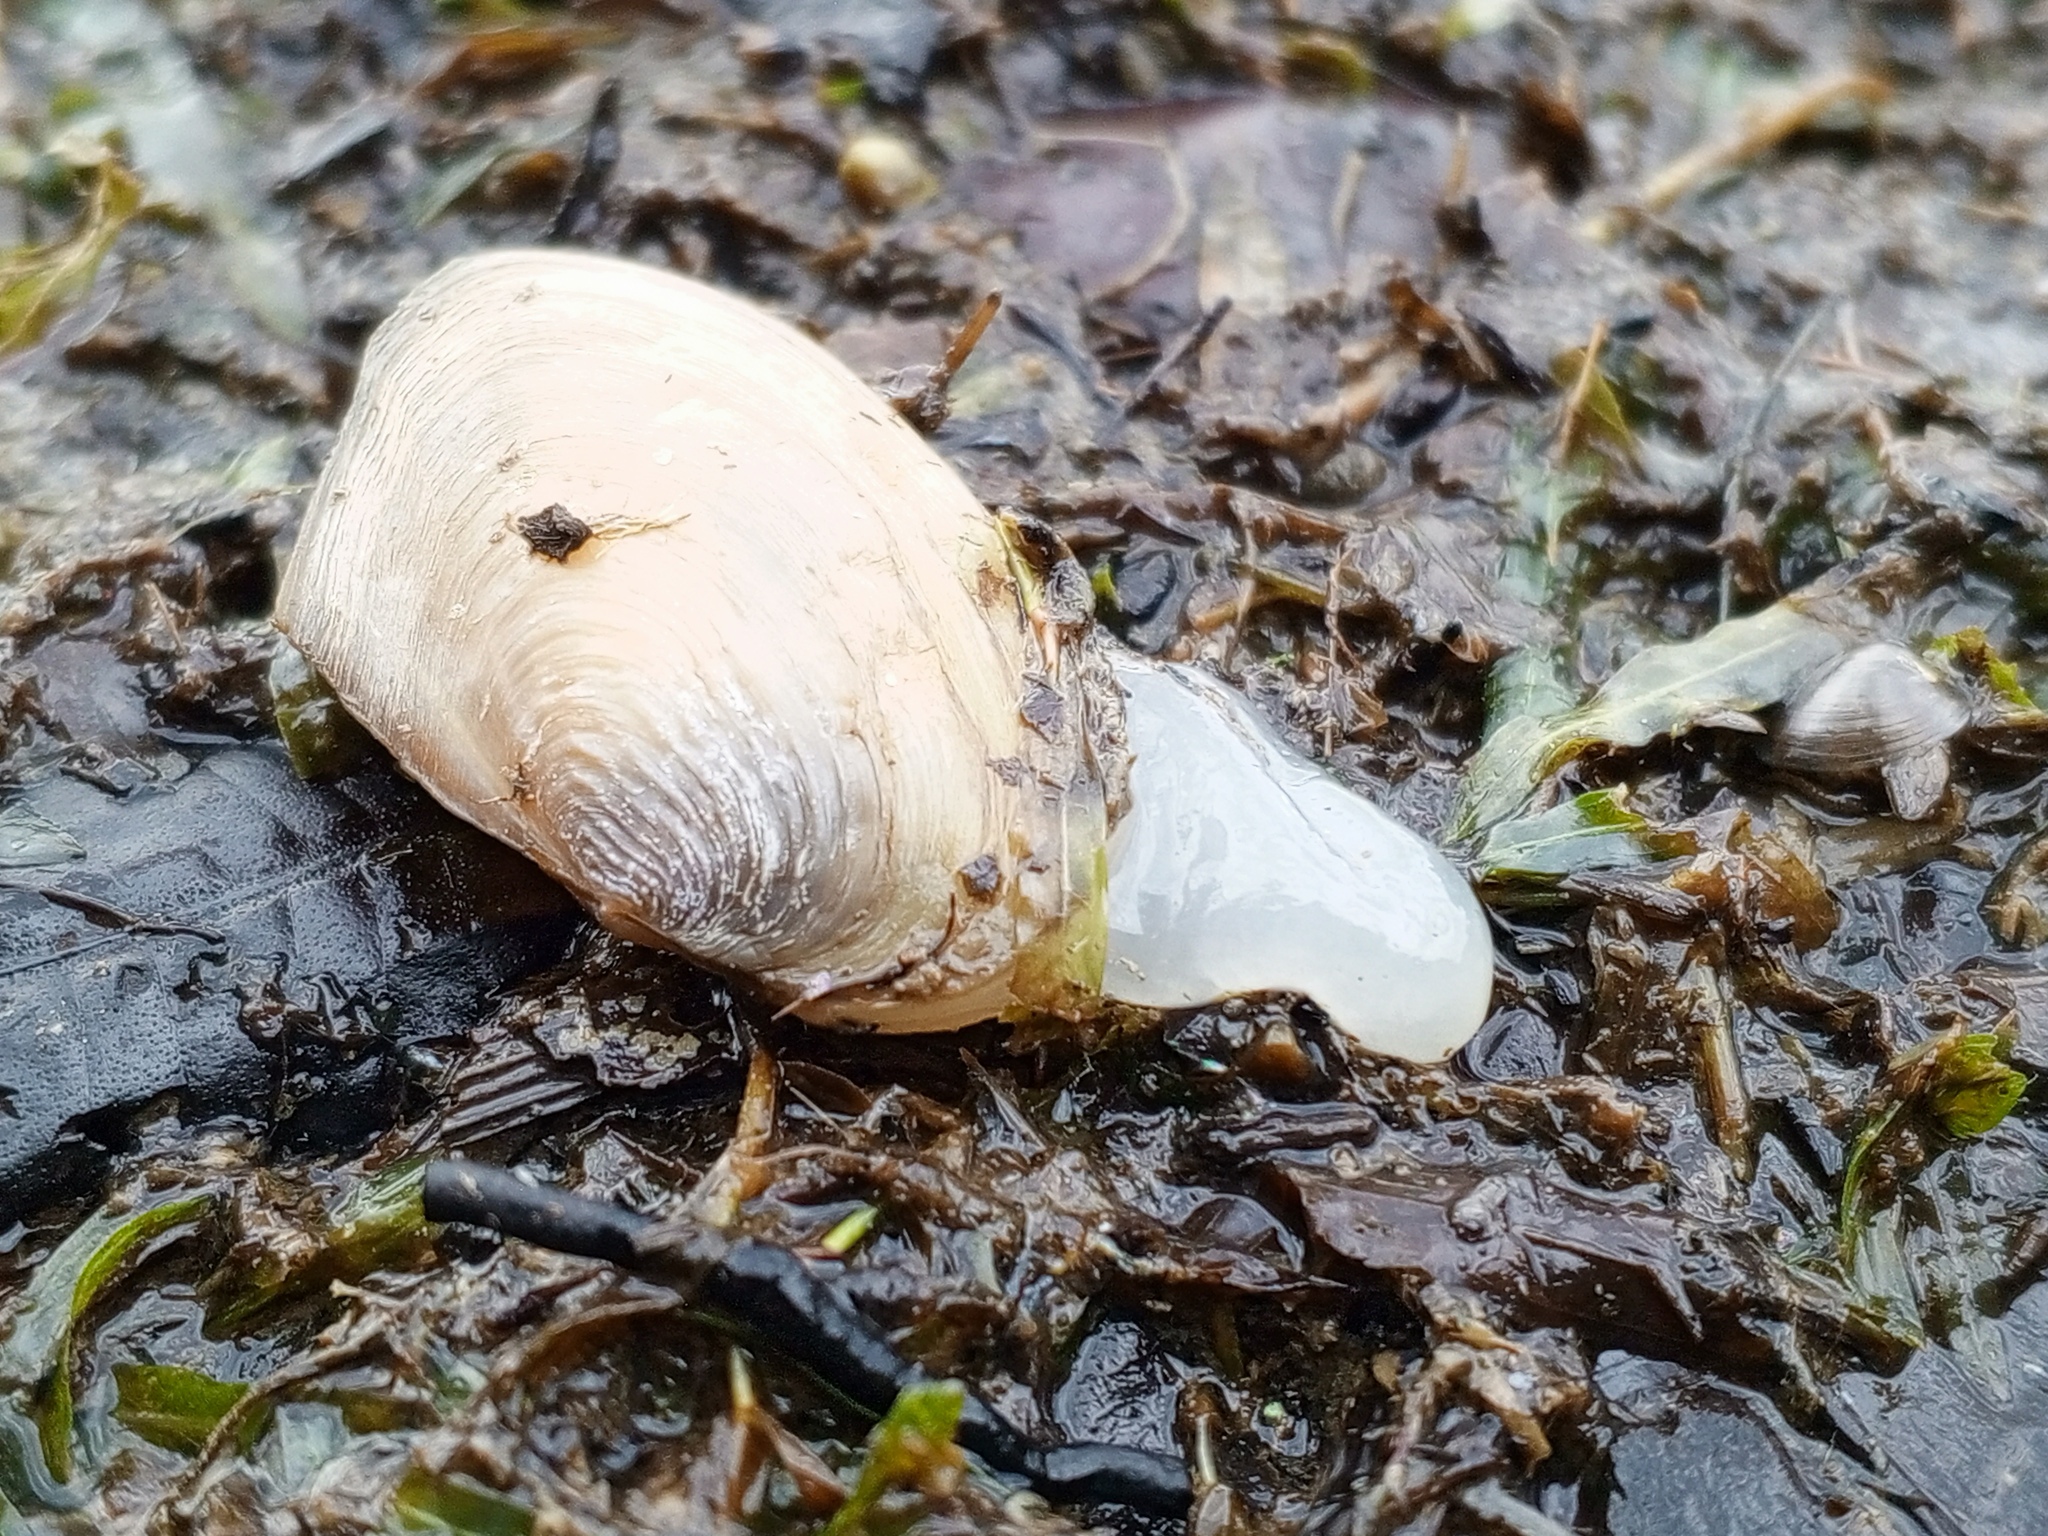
[1772,642,1970,819]
[839,132,937,215]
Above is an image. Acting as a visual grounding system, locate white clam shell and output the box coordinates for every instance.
[1103,657,1495,1061]
[280,248,1498,1059]
[1773,641,1968,819]
[277,249,1098,1030]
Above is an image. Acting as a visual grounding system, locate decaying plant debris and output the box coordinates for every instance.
[1,0,2047,1532]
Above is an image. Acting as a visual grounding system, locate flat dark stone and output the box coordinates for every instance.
[0,743,579,1220]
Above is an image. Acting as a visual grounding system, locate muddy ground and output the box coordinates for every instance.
[2,0,2048,1532]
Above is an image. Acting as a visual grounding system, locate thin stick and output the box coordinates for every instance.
[691,1046,779,1226]
[935,290,1002,387]
[1126,295,1232,413]
[416,1159,1193,1513]
[1224,490,1257,669]
[1640,72,1888,214]
[889,291,1002,432]
[1329,145,1367,255]
[1440,111,1473,206]
[1322,536,1359,759]
[1033,132,1193,303]
[1551,317,1610,466]
[1839,302,1896,456]
[1716,295,1840,618]
[1685,956,1754,1182]
[425,1159,645,1260]
[546,76,623,245]
[1460,1480,1583,1536]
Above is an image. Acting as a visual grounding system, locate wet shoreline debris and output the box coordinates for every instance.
[0,0,2047,1530]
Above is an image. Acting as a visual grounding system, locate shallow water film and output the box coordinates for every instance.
[1,0,2047,1533]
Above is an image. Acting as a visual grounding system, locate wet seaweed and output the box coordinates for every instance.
[0,0,2045,1531]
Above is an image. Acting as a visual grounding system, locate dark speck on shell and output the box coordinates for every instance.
[518,503,594,560]
[1019,676,1067,738]
[958,853,1002,900]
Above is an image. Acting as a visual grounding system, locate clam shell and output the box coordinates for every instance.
[1772,641,1969,818]
[1773,642,1968,771]
[277,250,1109,1030]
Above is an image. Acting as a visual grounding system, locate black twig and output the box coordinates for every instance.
[14,885,226,943]
[422,1160,1193,1514]
[547,78,623,246]
[1126,295,1232,414]
[425,1160,641,1264]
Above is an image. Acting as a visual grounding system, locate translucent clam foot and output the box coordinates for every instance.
[1103,656,1495,1062]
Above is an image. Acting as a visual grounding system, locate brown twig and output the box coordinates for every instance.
[1440,111,1473,206]
[1639,72,1889,214]
[690,1047,779,1227]
[1301,347,1413,439]
[1682,950,1755,1182]
[887,290,1003,432]
[727,1347,847,1513]
[1551,316,1610,466]
[1330,144,1368,254]
[1839,303,1897,457]
[937,290,1002,385]
[1032,131,1192,302]
[1224,489,1258,669]
[1322,536,1360,759]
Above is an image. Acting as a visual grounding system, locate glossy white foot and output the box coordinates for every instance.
[1102,656,1495,1062]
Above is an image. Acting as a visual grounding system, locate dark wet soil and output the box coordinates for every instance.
[2,1,2048,1533]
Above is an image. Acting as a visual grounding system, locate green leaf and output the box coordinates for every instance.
[269,647,374,780]
[1482,645,1578,734]
[819,63,866,107]
[403,112,586,228]
[824,1380,966,1536]
[1531,469,1602,564]
[1928,626,2036,711]
[1837,1098,1902,1264]
[1550,346,1637,464]
[211,1160,431,1329]
[1478,788,1699,882]
[434,0,534,20]
[390,1467,534,1535]
[40,0,309,338]
[1839,1030,2027,1260]
[1928,1033,2027,1137]
[1007,824,1109,1016]
[1463,647,1580,837]
[0,807,85,869]
[329,1157,431,1245]
[1570,605,1842,751]
[1457,604,1844,834]
[0,159,142,356]
[1089,560,1119,615]
[111,1363,248,1456]
[0,1192,212,1483]
[1278,29,1372,93]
